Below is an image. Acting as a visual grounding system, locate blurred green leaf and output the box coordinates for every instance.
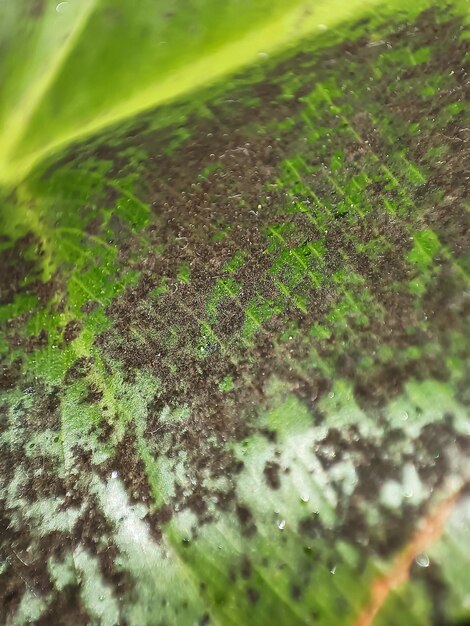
[0,0,384,185]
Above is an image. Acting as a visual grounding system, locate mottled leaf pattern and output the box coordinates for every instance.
[1,1,469,625]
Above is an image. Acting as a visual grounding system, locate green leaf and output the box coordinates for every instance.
[1,1,470,625]
[0,0,387,186]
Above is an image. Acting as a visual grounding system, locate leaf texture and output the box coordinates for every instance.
[0,1,469,625]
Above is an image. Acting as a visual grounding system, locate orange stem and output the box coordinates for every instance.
[354,490,461,626]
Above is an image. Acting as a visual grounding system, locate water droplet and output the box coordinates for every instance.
[330,565,336,574]
[415,553,430,568]
[328,391,335,399]
[318,23,328,31]
[111,470,118,479]
[404,490,413,498]
[258,51,269,60]
[56,1,69,12]
[300,495,310,503]
[278,519,286,530]
[402,411,409,421]
[99,595,104,601]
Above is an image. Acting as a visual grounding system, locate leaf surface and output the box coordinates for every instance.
[0,1,469,625]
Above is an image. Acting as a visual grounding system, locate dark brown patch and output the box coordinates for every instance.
[73,496,132,594]
[263,461,281,489]
[99,429,153,507]
[0,512,71,620]
[246,586,260,604]
[298,513,322,539]
[240,555,252,579]
[0,358,22,390]
[29,0,46,17]
[236,503,256,536]
[291,584,302,601]
[81,383,103,404]
[80,300,99,315]
[64,356,92,384]
[63,319,82,343]
[0,234,39,305]
[35,584,91,626]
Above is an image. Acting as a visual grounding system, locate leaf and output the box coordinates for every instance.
[0,0,386,186]
[1,1,470,625]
